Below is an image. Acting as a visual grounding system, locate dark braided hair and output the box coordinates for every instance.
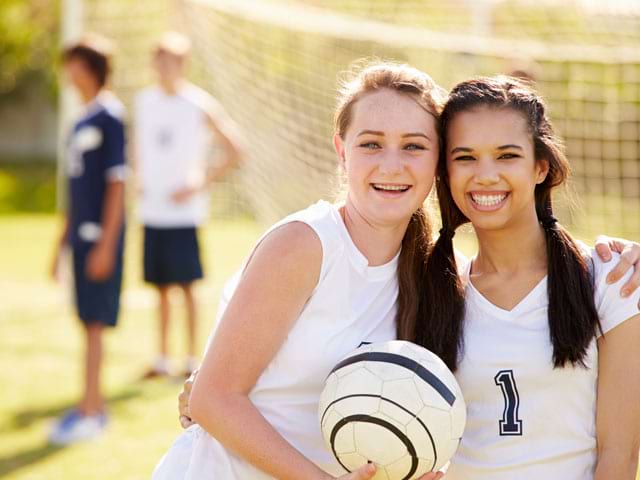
[416,76,601,371]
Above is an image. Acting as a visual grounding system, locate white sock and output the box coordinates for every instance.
[153,356,169,373]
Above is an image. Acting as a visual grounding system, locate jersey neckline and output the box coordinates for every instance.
[326,201,400,281]
[464,258,548,319]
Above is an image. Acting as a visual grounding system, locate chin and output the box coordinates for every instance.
[471,219,511,233]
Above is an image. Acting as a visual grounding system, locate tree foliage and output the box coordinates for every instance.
[0,0,60,99]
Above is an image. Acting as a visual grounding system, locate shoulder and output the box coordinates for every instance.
[591,249,640,335]
[260,221,322,256]
[247,201,343,280]
[284,201,344,252]
[248,221,323,288]
[99,92,125,121]
[180,82,219,114]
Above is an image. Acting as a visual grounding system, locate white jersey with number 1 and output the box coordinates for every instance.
[447,250,640,480]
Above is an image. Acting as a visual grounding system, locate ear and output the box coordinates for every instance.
[333,133,347,171]
[536,158,550,184]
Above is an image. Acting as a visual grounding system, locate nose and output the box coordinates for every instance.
[474,157,500,185]
[378,151,404,176]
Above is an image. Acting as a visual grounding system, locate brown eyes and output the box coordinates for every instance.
[453,153,520,161]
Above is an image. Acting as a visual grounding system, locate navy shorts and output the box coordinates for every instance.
[143,226,203,285]
[72,239,124,328]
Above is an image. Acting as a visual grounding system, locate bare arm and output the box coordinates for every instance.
[51,214,70,280]
[85,179,124,281]
[594,314,640,480]
[189,222,335,480]
[202,102,244,184]
[171,102,244,203]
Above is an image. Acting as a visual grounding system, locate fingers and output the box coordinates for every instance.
[178,373,196,428]
[417,472,445,480]
[606,250,633,286]
[341,463,376,480]
[178,390,190,416]
[179,414,194,429]
[620,262,640,301]
[594,235,613,262]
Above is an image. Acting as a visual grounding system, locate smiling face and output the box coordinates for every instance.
[334,88,438,229]
[446,106,548,234]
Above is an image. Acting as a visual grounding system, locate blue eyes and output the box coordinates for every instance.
[405,144,426,151]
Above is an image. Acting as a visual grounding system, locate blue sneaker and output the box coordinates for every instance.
[48,409,108,445]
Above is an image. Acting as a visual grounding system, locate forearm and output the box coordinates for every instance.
[206,142,241,185]
[191,392,331,480]
[57,215,70,248]
[99,181,124,249]
[594,448,638,480]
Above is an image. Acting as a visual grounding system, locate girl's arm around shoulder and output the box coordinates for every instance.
[592,250,640,335]
[595,312,640,480]
[189,221,332,480]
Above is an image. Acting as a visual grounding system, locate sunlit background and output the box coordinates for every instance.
[1,1,639,478]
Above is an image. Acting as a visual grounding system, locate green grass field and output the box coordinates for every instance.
[1,213,637,479]
[0,213,263,479]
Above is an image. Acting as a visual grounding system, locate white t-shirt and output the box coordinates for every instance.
[446,250,640,480]
[135,83,216,227]
[153,200,399,479]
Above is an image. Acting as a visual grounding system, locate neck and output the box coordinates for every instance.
[159,78,182,95]
[340,199,407,266]
[473,207,547,274]
[79,85,101,104]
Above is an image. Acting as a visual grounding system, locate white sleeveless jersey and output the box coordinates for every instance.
[135,83,215,227]
[153,200,399,479]
[446,250,640,480]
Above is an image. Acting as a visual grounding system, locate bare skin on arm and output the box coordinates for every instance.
[594,314,640,479]
[86,180,124,281]
[171,101,244,203]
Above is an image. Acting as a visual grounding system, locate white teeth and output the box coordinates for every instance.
[471,193,507,206]
[373,184,410,192]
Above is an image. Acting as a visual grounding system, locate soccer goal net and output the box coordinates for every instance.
[76,0,640,238]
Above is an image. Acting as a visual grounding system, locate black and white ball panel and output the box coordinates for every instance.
[319,341,466,480]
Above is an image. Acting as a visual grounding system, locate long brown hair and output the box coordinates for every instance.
[418,76,601,371]
[334,62,446,341]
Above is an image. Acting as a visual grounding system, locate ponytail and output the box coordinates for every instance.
[538,200,602,367]
[396,207,432,342]
[416,227,465,371]
[414,157,469,371]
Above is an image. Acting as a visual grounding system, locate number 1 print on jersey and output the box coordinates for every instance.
[494,370,523,436]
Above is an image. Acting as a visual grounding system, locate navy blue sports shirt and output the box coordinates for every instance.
[66,92,126,246]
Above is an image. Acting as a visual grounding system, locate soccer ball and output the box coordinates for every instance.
[318,341,466,479]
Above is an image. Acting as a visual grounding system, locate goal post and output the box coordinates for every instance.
[62,0,640,239]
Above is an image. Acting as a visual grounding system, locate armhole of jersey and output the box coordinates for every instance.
[240,220,326,290]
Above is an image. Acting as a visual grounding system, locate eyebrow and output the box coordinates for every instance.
[356,130,431,141]
[450,144,524,154]
[497,144,523,151]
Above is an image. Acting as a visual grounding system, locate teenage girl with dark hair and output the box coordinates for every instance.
[419,76,640,479]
